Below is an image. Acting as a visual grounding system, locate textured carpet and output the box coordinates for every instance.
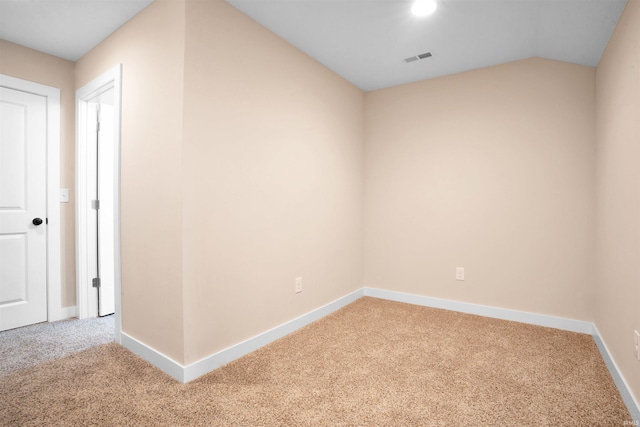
[0,298,632,426]
[0,315,114,376]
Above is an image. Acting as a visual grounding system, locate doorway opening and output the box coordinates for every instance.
[76,65,122,344]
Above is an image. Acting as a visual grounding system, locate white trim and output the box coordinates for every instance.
[75,89,89,319]
[364,287,593,334]
[364,287,639,419]
[183,288,364,383]
[0,74,63,323]
[120,332,185,382]
[592,325,640,422]
[59,305,78,320]
[75,65,123,344]
[116,285,640,418]
[119,289,364,383]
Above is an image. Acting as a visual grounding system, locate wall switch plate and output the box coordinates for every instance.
[456,267,465,281]
[295,277,302,294]
[634,330,639,361]
[60,188,69,203]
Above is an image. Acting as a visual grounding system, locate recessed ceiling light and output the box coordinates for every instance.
[411,0,437,17]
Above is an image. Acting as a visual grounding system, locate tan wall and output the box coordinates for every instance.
[0,40,76,309]
[74,0,187,363]
[181,0,364,363]
[595,0,640,404]
[364,58,596,321]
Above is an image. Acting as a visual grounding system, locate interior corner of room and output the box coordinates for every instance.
[0,0,639,421]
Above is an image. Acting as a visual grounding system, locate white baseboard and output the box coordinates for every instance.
[364,287,593,334]
[119,288,365,384]
[364,287,639,421]
[592,325,640,422]
[62,305,78,319]
[114,285,639,420]
[49,305,78,322]
[120,331,186,382]
[183,288,364,383]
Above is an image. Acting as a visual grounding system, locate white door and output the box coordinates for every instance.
[97,101,115,317]
[85,93,115,317]
[0,87,48,331]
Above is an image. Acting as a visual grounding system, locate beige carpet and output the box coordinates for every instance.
[0,297,632,426]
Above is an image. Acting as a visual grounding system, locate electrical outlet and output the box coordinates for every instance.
[456,267,465,281]
[634,330,639,361]
[295,277,302,294]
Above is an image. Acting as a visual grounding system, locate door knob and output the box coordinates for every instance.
[32,218,43,226]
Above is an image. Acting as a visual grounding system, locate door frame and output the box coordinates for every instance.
[0,74,63,322]
[75,65,123,343]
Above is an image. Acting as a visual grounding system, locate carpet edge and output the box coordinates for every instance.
[119,288,365,384]
[182,288,365,382]
[363,287,593,333]
[120,332,185,382]
[593,325,640,422]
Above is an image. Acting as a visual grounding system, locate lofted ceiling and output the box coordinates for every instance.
[0,0,628,91]
[0,0,154,62]
[226,0,628,91]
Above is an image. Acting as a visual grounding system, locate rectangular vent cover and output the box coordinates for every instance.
[405,52,432,63]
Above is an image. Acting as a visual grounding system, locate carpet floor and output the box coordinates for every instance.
[0,314,114,376]
[0,297,632,426]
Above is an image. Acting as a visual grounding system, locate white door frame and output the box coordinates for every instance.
[76,65,123,344]
[0,74,63,323]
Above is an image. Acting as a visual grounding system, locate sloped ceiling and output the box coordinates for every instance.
[0,0,627,91]
[226,0,627,91]
[0,0,154,62]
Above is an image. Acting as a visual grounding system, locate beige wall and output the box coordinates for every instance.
[181,0,364,363]
[73,0,364,364]
[75,0,187,363]
[364,58,596,321]
[0,40,76,309]
[595,0,640,404]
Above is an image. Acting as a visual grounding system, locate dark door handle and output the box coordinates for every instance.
[32,218,43,226]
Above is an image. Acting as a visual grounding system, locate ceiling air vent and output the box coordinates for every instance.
[404,52,432,63]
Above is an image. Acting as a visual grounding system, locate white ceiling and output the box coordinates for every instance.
[0,0,627,91]
[0,0,154,62]
[225,0,627,91]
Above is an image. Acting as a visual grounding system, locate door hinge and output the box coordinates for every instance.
[92,277,101,288]
[92,200,100,210]
[96,121,100,132]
